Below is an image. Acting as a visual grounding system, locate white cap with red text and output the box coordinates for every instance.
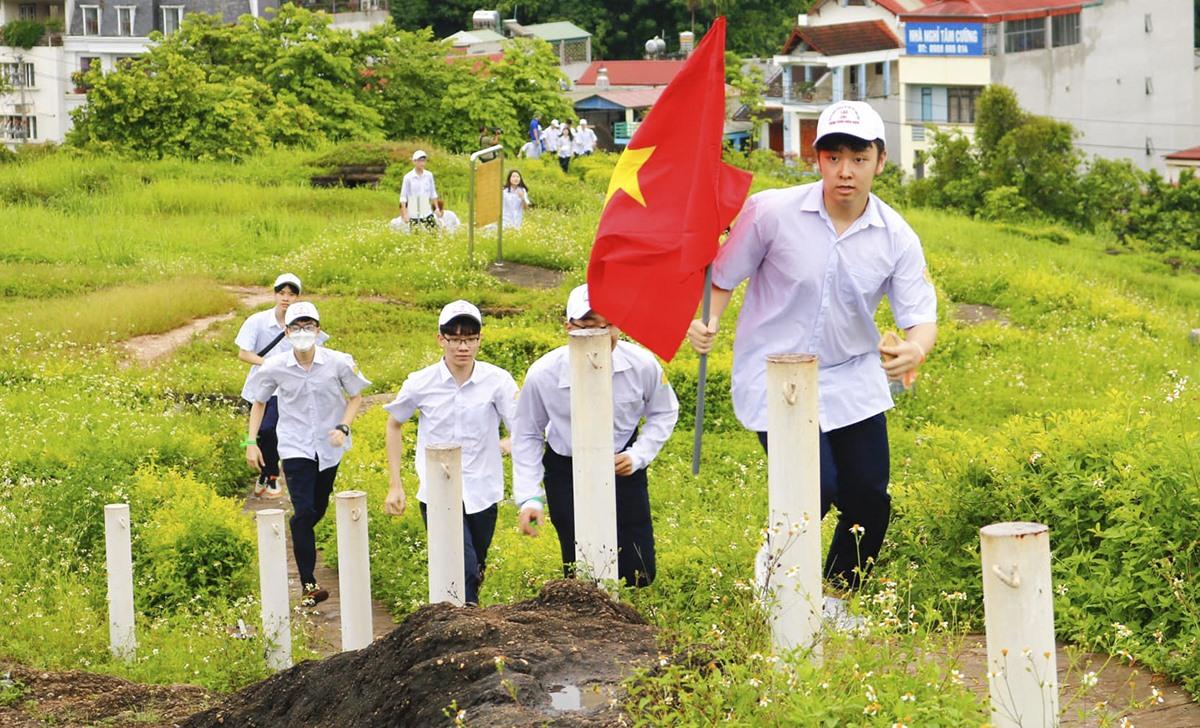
[284,301,319,326]
[438,299,482,327]
[814,100,886,146]
[565,284,592,321]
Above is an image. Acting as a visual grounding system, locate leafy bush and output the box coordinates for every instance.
[978,185,1032,222]
[1,20,44,49]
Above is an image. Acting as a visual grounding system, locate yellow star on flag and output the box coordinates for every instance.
[604,145,656,207]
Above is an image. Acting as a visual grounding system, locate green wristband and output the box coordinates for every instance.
[241,437,257,448]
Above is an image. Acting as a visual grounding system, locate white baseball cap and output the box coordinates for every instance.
[412,149,428,161]
[814,100,886,147]
[284,301,320,325]
[273,273,302,293]
[565,284,591,321]
[551,118,560,126]
[579,119,588,126]
[438,299,482,327]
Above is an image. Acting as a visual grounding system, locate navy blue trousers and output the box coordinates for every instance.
[757,412,890,589]
[282,457,339,588]
[542,444,656,588]
[255,396,280,483]
[420,502,498,606]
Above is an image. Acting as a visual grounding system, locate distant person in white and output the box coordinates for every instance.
[542,119,561,155]
[383,300,517,606]
[513,284,679,587]
[574,119,597,155]
[245,302,370,608]
[687,100,938,611]
[502,169,531,229]
[399,149,439,232]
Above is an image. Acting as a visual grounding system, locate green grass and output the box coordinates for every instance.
[0,144,1195,724]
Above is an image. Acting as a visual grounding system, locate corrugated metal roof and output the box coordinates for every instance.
[1165,145,1200,161]
[901,0,1082,22]
[522,21,591,42]
[576,60,686,86]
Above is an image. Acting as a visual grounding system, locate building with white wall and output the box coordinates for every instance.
[897,0,1200,175]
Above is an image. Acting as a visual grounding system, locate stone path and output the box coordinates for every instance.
[121,286,274,365]
[242,487,396,657]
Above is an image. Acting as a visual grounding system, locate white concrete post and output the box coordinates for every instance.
[568,327,618,587]
[765,354,822,660]
[104,503,136,661]
[426,444,465,606]
[256,508,292,671]
[980,522,1059,728]
[335,490,373,651]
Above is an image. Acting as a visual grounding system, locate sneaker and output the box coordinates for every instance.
[301,584,329,608]
[262,477,283,499]
[252,479,268,498]
[823,596,865,633]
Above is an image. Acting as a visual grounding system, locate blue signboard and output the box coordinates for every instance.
[905,22,984,56]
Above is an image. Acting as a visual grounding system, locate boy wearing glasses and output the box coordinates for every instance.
[235,273,328,498]
[245,302,370,607]
[383,301,517,606]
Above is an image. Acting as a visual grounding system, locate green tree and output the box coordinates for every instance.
[987,115,1081,220]
[974,84,1024,163]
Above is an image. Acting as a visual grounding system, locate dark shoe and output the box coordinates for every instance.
[301,584,329,608]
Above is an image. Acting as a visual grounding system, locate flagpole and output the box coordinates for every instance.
[691,265,712,476]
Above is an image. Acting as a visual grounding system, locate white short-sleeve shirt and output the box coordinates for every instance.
[511,340,680,509]
[400,169,439,219]
[383,360,518,515]
[712,182,937,433]
[235,309,329,402]
[248,347,371,468]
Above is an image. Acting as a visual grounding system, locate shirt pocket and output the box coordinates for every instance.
[612,394,645,440]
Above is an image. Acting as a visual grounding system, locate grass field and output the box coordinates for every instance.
[0,144,1196,724]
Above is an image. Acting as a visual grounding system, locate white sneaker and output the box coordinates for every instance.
[823,596,865,632]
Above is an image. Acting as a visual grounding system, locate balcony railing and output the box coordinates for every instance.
[296,0,388,13]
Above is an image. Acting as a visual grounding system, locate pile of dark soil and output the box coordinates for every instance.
[183,580,659,727]
[0,663,212,727]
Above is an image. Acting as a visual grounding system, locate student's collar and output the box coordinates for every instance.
[287,346,325,367]
[556,340,631,387]
[439,358,476,385]
[808,185,885,231]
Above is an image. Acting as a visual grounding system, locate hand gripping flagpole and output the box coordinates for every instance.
[691,265,712,476]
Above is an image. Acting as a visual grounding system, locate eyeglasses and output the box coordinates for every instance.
[444,336,480,347]
[287,323,319,333]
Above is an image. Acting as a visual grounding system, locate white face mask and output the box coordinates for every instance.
[289,330,318,352]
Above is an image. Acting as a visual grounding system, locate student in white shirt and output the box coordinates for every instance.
[687,100,938,595]
[502,169,530,229]
[234,273,328,498]
[574,119,597,155]
[245,302,370,607]
[383,301,518,606]
[556,126,574,174]
[514,285,679,587]
[399,150,439,232]
[542,119,560,155]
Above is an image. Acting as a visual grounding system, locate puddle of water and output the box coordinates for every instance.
[548,683,611,712]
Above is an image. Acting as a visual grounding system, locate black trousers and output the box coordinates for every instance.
[282,457,339,588]
[558,155,571,173]
[255,396,280,483]
[410,215,437,232]
[757,412,890,590]
[542,444,656,588]
[419,502,499,606]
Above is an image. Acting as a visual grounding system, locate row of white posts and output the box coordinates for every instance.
[101,335,1058,725]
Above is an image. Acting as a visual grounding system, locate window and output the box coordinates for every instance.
[161,6,183,35]
[983,24,1000,55]
[920,87,933,121]
[19,3,37,20]
[1,63,35,89]
[81,5,100,35]
[2,116,37,141]
[80,56,99,73]
[117,6,136,36]
[1052,13,1080,47]
[948,87,981,123]
[1004,17,1045,53]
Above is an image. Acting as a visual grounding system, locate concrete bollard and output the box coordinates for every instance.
[568,327,618,588]
[980,522,1059,728]
[426,444,466,606]
[764,354,823,660]
[256,508,292,671]
[104,503,136,661]
[1189,328,1200,346]
[335,490,373,651]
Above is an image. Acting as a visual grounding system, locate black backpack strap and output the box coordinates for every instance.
[256,330,287,358]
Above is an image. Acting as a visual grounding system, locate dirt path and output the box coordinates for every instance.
[242,488,396,657]
[121,286,274,366]
[952,635,1200,726]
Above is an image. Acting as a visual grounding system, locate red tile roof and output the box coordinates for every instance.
[1165,145,1200,161]
[575,60,686,86]
[809,0,930,17]
[781,19,902,56]
[901,0,1082,22]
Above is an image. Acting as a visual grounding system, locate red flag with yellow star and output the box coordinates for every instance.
[586,17,752,362]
